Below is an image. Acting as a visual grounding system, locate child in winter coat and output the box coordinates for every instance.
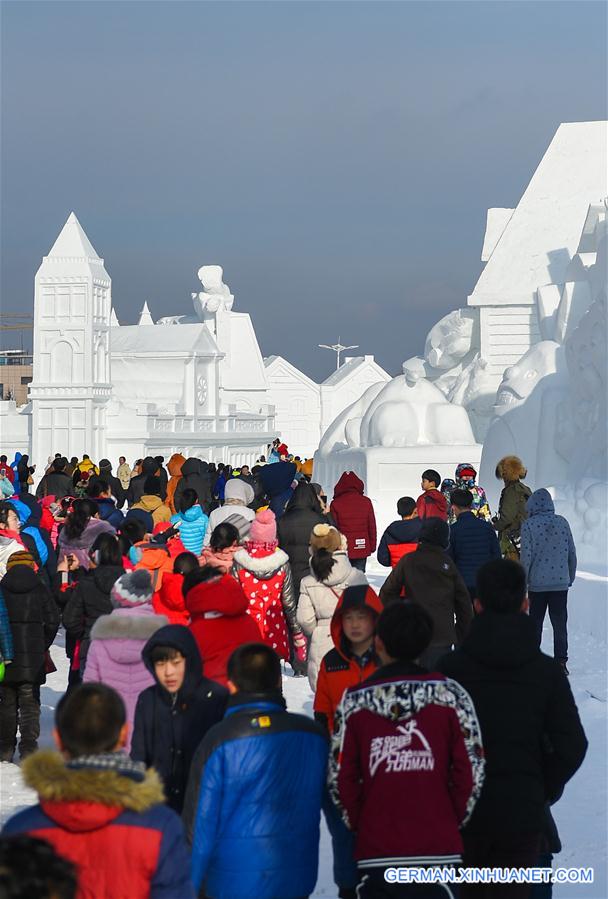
[83,570,168,752]
[0,552,59,762]
[170,488,209,555]
[416,469,448,521]
[297,523,368,691]
[453,463,492,521]
[131,625,227,813]
[184,566,261,686]
[199,521,241,573]
[233,509,307,673]
[152,551,198,625]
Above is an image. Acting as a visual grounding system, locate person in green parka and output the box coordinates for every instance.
[492,455,532,559]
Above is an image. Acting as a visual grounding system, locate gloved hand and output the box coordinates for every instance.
[291,632,308,677]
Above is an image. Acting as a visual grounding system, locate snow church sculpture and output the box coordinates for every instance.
[314,121,608,543]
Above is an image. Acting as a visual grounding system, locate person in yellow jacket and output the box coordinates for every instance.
[131,477,172,528]
[76,455,99,477]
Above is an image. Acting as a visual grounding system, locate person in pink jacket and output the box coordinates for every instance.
[83,569,167,751]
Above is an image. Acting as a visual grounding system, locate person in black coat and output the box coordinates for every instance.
[128,457,164,506]
[98,460,126,509]
[448,488,501,600]
[173,458,212,515]
[154,456,169,500]
[61,534,124,674]
[0,553,59,761]
[131,625,227,813]
[277,481,329,600]
[437,559,587,891]
[35,457,74,501]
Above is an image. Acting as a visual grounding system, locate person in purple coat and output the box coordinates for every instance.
[83,569,167,752]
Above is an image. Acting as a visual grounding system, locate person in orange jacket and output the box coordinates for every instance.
[152,551,198,625]
[166,453,186,515]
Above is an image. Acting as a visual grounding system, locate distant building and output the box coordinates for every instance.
[0,350,33,405]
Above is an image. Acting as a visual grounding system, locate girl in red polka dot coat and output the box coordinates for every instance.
[232,509,307,674]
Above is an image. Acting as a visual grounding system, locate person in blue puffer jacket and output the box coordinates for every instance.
[183,642,328,899]
[170,488,209,556]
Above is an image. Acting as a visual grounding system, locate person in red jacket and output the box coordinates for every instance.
[330,472,376,572]
[183,565,261,686]
[152,551,198,625]
[416,468,448,521]
[330,601,485,897]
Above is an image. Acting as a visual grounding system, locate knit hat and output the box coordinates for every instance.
[419,517,450,549]
[310,523,343,553]
[111,569,154,608]
[249,509,277,545]
[6,551,36,570]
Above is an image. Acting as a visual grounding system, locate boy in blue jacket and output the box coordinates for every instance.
[183,642,328,899]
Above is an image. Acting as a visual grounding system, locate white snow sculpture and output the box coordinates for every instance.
[192,265,235,319]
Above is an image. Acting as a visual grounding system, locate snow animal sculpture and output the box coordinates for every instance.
[358,366,476,449]
[157,265,234,325]
[317,382,387,456]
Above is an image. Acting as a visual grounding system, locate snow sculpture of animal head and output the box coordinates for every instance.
[423,309,475,371]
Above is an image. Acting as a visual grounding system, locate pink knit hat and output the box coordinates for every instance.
[249,508,277,545]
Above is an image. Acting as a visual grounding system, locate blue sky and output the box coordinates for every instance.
[1,1,606,380]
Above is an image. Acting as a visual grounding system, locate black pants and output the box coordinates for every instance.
[462,830,541,898]
[357,869,459,898]
[419,644,452,670]
[0,682,41,760]
[528,591,568,662]
[350,558,367,572]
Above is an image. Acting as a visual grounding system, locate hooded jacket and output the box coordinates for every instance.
[258,461,298,518]
[133,542,174,592]
[416,488,448,521]
[83,605,168,751]
[62,564,125,667]
[173,458,212,514]
[131,495,172,528]
[185,573,261,686]
[438,612,587,837]
[131,626,228,813]
[297,551,368,691]
[380,543,473,648]
[329,661,485,870]
[313,584,382,733]
[330,473,377,560]
[9,497,57,581]
[166,453,186,513]
[0,565,59,684]
[170,504,209,555]
[2,750,195,899]
[95,496,125,530]
[203,478,255,546]
[182,690,328,899]
[377,518,422,567]
[233,545,298,660]
[520,489,577,593]
[277,482,330,597]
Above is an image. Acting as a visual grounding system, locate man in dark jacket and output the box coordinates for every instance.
[258,460,298,519]
[0,552,59,761]
[98,459,126,509]
[35,457,73,501]
[277,480,328,598]
[438,559,587,895]
[377,496,422,567]
[330,472,376,572]
[380,517,473,667]
[132,625,227,813]
[173,458,212,514]
[183,642,328,899]
[128,456,164,506]
[154,456,169,499]
[448,488,501,601]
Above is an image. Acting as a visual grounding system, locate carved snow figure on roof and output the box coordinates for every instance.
[192,265,235,320]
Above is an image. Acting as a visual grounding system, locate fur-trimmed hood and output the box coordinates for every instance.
[233,546,289,578]
[90,607,168,642]
[22,750,165,829]
[495,455,527,482]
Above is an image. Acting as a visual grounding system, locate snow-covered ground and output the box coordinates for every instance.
[1,570,605,899]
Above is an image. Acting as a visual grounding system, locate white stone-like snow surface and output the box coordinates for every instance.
[1,572,605,899]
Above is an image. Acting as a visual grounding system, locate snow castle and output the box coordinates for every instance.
[313,121,608,562]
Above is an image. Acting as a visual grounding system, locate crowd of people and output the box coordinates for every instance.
[0,445,587,899]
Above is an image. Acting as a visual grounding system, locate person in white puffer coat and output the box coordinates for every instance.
[297,523,368,691]
[203,478,256,546]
